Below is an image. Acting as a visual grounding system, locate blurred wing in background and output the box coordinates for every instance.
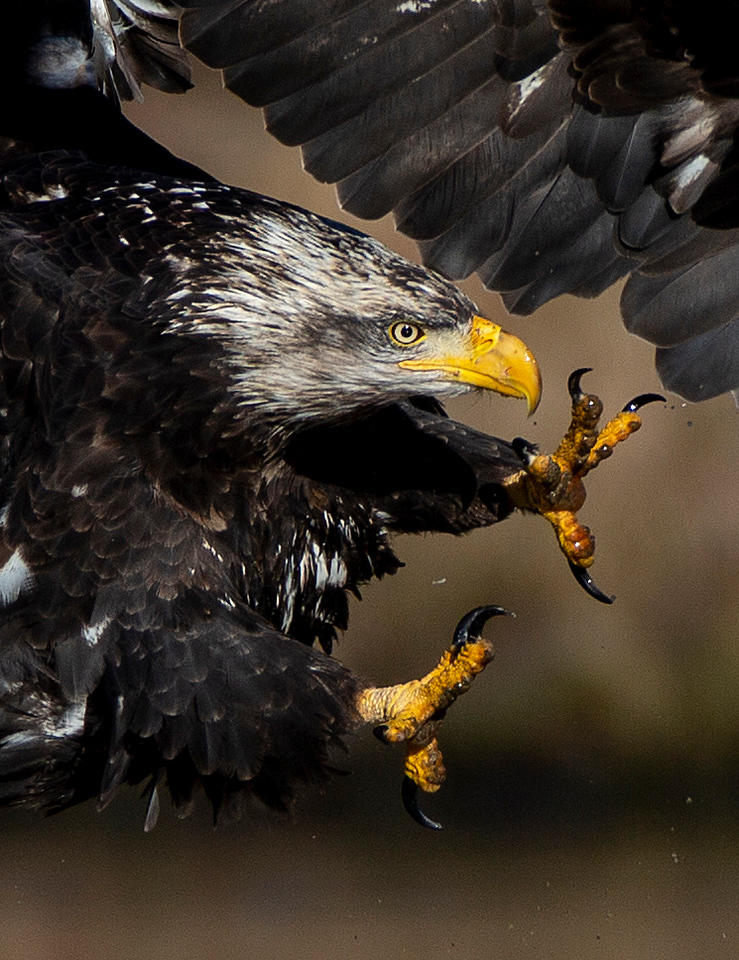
[179,0,739,401]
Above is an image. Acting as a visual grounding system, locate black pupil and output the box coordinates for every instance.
[398,324,415,341]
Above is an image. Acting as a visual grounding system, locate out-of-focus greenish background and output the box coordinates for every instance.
[2,66,737,960]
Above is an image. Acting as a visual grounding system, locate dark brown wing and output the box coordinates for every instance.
[179,0,739,401]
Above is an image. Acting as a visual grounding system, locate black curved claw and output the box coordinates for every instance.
[568,367,593,400]
[568,561,615,604]
[452,604,513,650]
[402,776,443,831]
[622,392,666,413]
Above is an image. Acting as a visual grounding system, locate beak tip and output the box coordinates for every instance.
[522,367,542,417]
[526,382,542,416]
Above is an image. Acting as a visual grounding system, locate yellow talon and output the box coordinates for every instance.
[504,370,663,601]
[356,606,509,828]
[404,730,445,794]
[356,634,493,744]
[584,410,642,472]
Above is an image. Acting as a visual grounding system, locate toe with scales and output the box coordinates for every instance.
[506,369,664,603]
[356,605,510,830]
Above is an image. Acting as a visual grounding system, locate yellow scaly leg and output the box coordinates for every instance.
[505,369,664,602]
[356,606,509,829]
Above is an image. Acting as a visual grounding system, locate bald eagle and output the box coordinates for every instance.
[0,1,733,827]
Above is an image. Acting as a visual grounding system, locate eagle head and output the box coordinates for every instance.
[159,192,541,437]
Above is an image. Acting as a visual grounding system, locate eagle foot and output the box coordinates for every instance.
[356,605,509,829]
[508,369,664,603]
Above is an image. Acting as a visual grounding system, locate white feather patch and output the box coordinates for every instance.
[0,550,34,606]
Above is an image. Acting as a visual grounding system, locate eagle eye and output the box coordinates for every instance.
[389,321,424,346]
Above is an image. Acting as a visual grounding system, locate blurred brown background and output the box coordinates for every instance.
[1,66,737,959]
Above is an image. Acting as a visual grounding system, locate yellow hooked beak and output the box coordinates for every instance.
[399,315,542,414]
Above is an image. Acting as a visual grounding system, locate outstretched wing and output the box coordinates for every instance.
[176,0,739,401]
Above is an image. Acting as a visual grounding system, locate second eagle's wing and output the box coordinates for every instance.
[178,0,739,402]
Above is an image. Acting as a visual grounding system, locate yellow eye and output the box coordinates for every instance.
[389,321,424,346]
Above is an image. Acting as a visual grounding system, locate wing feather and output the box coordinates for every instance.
[178,0,739,399]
